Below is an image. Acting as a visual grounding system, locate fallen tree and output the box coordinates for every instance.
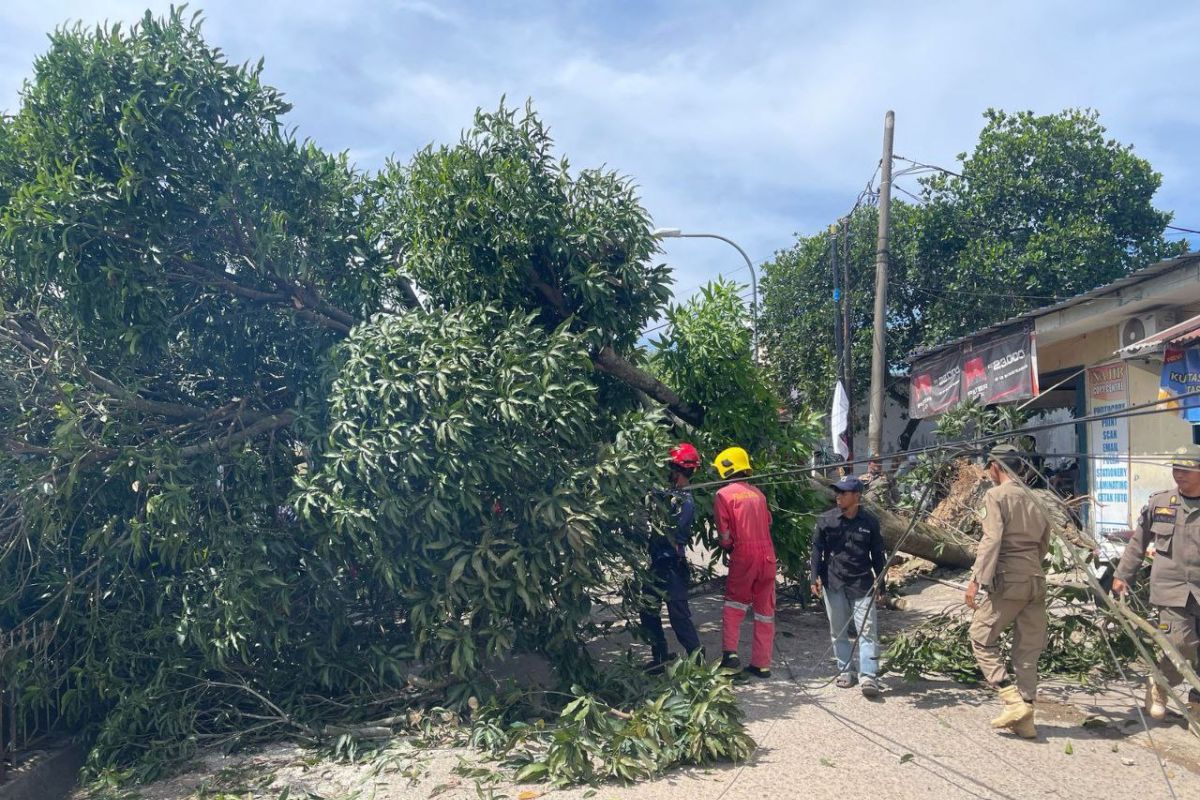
[0,11,814,783]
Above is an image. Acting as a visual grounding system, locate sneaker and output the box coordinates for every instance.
[744,665,771,679]
[720,651,741,671]
[860,676,881,698]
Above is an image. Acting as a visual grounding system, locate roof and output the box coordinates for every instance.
[1119,311,1200,355]
[908,253,1200,364]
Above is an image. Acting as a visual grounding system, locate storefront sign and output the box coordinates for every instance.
[1158,346,1200,423]
[910,326,1038,418]
[1087,361,1130,534]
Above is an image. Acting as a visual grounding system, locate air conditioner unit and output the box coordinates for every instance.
[1119,311,1180,352]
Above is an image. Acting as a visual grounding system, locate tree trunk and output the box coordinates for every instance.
[593,346,705,427]
[868,501,978,568]
[809,479,976,567]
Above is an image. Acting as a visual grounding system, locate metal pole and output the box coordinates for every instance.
[868,111,894,458]
[675,233,758,361]
[830,225,843,380]
[840,215,854,462]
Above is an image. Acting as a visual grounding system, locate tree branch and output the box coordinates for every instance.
[593,346,704,427]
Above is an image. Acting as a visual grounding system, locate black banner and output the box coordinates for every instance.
[910,350,963,419]
[910,327,1038,418]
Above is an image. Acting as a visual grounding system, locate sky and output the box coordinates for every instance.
[2,0,1199,313]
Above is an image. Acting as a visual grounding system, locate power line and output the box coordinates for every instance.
[892,154,962,179]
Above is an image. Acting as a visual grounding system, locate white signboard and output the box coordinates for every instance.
[1087,361,1130,535]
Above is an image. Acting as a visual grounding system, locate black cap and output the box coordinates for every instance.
[832,476,864,492]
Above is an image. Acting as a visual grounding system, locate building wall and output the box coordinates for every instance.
[1037,324,1120,374]
[1038,322,1196,526]
[1128,358,1192,516]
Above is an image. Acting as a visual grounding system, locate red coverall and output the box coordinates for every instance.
[715,481,776,668]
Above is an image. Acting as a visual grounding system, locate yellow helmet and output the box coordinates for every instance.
[713,446,751,479]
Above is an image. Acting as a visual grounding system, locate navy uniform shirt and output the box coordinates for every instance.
[809,506,886,596]
[648,487,695,566]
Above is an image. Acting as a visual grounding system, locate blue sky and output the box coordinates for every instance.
[2,1,1199,310]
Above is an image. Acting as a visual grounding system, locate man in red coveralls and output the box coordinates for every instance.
[713,446,776,679]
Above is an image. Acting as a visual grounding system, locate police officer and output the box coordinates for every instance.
[1113,444,1200,720]
[640,443,704,671]
[965,443,1051,739]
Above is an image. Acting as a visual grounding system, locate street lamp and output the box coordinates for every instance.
[652,227,759,361]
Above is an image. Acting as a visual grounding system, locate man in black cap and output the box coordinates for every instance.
[1114,444,1200,720]
[810,475,887,697]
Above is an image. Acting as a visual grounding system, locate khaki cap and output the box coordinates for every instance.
[988,443,1019,459]
[1170,444,1200,469]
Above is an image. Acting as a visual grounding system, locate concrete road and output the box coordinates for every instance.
[117,578,1200,800]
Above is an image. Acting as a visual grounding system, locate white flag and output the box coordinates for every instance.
[831,380,850,459]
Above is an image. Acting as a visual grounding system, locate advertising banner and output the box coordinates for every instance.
[1087,361,1130,534]
[910,350,962,419]
[1158,346,1200,423]
[910,326,1038,418]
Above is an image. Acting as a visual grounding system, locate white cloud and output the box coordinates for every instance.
[3,0,1198,295]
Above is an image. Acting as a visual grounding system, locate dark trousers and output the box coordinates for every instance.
[640,556,702,661]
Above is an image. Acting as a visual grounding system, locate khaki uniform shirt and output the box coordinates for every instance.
[1116,490,1200,607]
[971,480,1051,590]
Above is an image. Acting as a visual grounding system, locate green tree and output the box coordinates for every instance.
[0,11,712,780]
[761,108,1184,450]
[760,202,927,438]
[652,279,824,582]
[917,108,1184,344]
[375,101,702,426]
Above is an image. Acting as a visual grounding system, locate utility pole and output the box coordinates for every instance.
[830,224,843,379]
[867,110,894,459]
[840,216,853,462]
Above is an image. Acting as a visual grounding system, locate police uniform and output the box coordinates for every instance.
[969,466,1052,703]
[1115,447,1200,691]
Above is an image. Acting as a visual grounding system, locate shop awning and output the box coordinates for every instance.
[1119,312,1200,356]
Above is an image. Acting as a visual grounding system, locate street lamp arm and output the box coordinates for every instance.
[671,233,758,361]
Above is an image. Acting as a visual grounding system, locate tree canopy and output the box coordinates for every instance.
[0,10,800,781]
[761,108,1185,437]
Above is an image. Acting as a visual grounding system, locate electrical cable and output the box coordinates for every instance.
[682,385,1200,497]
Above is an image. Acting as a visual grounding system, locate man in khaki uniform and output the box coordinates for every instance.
[1114,444,1200,720]
[965,444,1051,739]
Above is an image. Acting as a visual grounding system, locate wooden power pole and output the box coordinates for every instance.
[867,110,894,459]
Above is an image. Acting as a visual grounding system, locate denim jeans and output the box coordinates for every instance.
[823,587,878,678]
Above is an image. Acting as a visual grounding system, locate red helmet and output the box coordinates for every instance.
[668,443,701,470]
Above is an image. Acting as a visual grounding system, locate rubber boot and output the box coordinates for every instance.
[1144,679,1167,722]
[991,685,1036,739]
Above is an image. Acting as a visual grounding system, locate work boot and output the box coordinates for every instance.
[991,685,1036,739]
[743,665,771,679]
[720,651,741,671]
[1144,679,1167,721]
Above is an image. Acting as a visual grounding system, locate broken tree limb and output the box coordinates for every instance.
[592,345,705,427]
